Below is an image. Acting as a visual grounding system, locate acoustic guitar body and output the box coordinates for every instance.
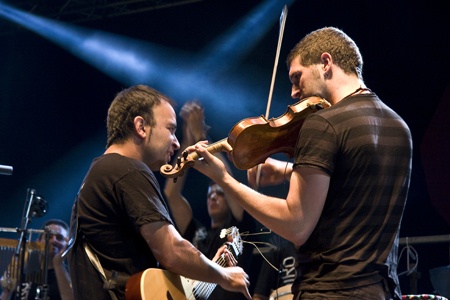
[125,268,196,300]
[125,227,243,300]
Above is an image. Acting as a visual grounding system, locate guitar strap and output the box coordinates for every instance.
[64,191,119,300]
[83,242,119,300]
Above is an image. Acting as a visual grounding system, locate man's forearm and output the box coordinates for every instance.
[53,264,74,300]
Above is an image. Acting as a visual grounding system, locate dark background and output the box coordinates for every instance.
[0,0,449,296]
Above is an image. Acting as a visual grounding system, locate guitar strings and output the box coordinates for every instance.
[193,244,234,298]
[193,228,283,297]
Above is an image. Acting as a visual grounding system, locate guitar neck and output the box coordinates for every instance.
[191,245,237,299]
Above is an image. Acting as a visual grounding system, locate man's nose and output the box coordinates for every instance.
[291,85,300,99]
[173,136,180,150]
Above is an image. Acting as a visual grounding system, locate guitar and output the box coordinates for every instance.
[125,226,243,300]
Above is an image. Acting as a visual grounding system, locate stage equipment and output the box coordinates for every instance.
[0,164,13,175]
[1,188,49,299]
[429,265,449,298]
[399,234,450,297]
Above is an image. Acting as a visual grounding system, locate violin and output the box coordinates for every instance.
[160,96,331,179]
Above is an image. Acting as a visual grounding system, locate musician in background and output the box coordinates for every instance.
[189,27,412,299]
[252,235,298,300]
[164,100,257,300]
[0,219,73,300]
[67,85,250,300]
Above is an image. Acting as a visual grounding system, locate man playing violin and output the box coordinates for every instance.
[188,27,412,300]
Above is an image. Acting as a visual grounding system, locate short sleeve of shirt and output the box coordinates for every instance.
[116,169,173,231]
[293,114,337,175]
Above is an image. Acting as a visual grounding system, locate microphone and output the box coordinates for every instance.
[0,165,13,175]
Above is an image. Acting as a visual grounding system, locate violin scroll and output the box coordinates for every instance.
[160,150,195,181]
[160,138,231,181]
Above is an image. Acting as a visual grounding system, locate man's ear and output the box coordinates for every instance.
[321,52,332,71]
[321,52,333,79]
[134,116,147,137]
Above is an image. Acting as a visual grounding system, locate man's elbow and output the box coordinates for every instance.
[155,251,178,271]
[290,230,311,248]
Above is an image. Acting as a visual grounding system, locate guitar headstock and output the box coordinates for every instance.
[220,226,243,257]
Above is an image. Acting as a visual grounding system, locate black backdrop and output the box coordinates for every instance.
[1,0,449,295]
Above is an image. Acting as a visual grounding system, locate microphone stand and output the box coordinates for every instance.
[35,228,50,300]
[2,167,49,299]
[13,188,36,300]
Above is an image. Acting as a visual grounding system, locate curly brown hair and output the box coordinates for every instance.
[287,27,363,79]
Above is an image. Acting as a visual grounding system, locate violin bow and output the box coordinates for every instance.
[255,5,288,189]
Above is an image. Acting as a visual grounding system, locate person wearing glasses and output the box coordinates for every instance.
[0,219,73,300]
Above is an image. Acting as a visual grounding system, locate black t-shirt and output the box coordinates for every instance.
[253,239,298,297]
[184,212,256,300]
[69,153,173,300]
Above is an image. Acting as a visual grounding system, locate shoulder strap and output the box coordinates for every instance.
[64,191,118,300]
[61,195,79,258]
[83,242,118,300]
